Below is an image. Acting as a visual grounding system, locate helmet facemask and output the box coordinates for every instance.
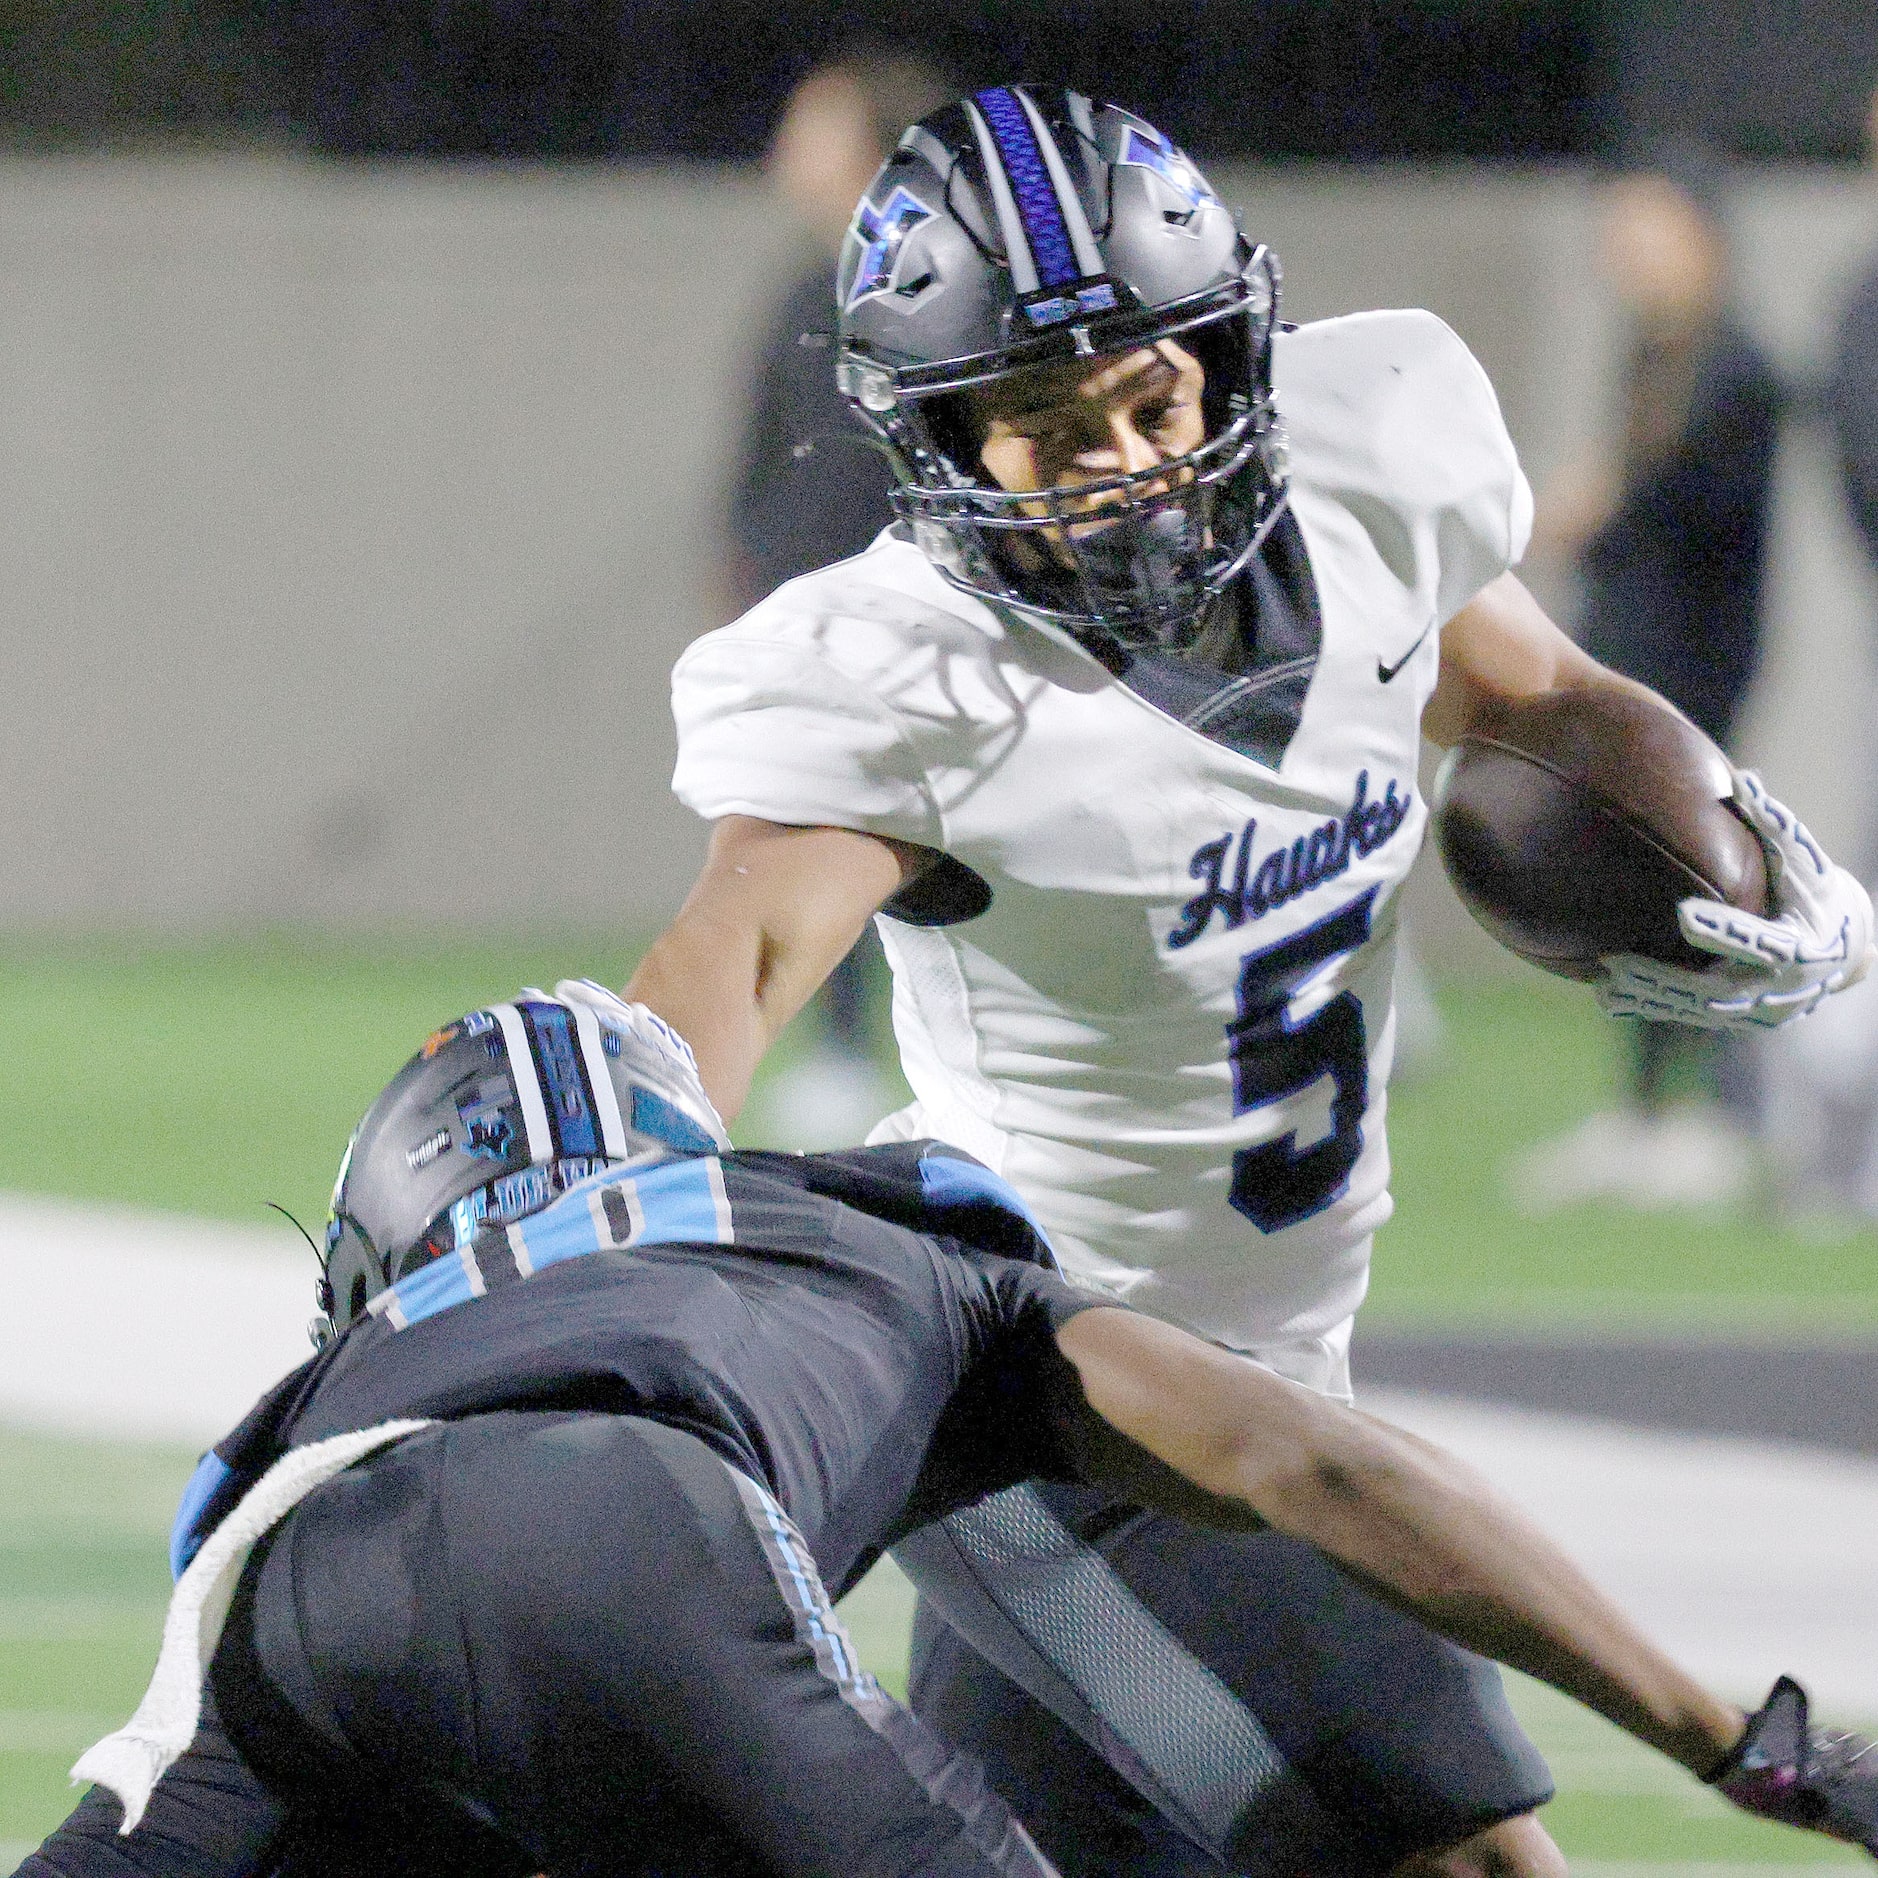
[835,84,1287,656]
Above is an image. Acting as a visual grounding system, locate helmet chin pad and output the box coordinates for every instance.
[1062,505,1211,636]
[991,500,1218,652]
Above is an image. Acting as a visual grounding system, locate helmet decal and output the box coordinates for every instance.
[1116,125,1216,215]
[456,1074,517,1161]
[520,999,602,1158]
[565,997,631,1158]
[630,1083,725,1156]
[963,88,1117,328]
[846,185,937,310]
[489,1004,555,1162]
[405,1128,451,1172]
[968,88,1084,290]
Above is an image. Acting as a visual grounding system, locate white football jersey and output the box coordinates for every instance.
[671,309,1531,1398]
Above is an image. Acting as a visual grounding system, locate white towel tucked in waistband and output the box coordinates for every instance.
[72,1417,436,1834]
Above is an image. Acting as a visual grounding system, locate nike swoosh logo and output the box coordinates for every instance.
[1377,623,1434,684]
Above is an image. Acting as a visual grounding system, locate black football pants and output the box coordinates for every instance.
[18,1412,1055,1878]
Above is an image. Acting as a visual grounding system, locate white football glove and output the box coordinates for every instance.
[1598,772,1875,1032]
[545,978,732,1152]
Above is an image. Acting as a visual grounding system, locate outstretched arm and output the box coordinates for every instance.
[624,815,928,1120]
[1053,1305,1738,1775]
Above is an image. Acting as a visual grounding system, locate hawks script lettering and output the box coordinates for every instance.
[1167,771,1410,950]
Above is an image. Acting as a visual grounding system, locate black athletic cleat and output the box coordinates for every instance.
[1708,1675,1878,1853]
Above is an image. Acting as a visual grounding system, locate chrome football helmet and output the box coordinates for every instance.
[319,982,727,1333]
[835,86,1287,653]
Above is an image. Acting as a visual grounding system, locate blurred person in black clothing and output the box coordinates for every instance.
[1516,148,1784,1214]
[725,51,948,1147]
[728,54,947,608]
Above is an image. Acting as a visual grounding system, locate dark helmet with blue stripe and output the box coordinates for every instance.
[318,982,728,1334]
[835,86,1286,653]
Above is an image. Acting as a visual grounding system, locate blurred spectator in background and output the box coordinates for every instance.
[1830,82,1878,648]
[1766,78,1878,1228]
[726,52,946,610]
[725,50,948,1147]
[1515,145,1784,1214]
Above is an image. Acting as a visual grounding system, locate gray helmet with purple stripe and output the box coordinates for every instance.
[318,983,728,1333]
[835,86,1286,653]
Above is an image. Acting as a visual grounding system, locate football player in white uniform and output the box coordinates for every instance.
[626,89,1874,1878]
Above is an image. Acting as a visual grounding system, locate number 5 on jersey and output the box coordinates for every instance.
[1227,890,1376,1232]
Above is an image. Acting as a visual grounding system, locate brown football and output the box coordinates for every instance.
[1430,687,1769,982]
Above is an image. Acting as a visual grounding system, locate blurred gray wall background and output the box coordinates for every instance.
[2,158,1874,935]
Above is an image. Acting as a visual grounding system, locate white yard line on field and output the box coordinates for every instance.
[0,1192,311,1446]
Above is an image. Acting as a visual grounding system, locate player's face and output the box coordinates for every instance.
[971,340,1207,556]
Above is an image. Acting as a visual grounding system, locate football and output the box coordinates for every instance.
[1430,687,1770,982]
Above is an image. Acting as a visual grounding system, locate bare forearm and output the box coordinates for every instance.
[1247,1414,1740,1775]
[625,913,773,1121]
[1423,571,1650,748]
[623,816,916,1122]
[1057,1309,1742,1778]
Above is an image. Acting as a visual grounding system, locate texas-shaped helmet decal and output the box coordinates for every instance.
[846,185,936,308]
[1117,125,1217,215]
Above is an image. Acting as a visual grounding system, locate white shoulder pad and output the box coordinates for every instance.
[669,535,961,844]
[1274,308,1533,622]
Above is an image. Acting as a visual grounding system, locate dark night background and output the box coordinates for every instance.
[0,0,1874,165]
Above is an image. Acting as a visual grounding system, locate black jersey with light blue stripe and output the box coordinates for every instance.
[177,1141,1102,1600]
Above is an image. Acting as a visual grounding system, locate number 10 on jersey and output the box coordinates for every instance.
[1226,889,1376,1233]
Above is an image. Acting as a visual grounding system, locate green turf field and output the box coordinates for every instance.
[1,935,1873,1862]
[0,1429,201,1860]
[0,934,671,1239]
[1375,970,1878,1331]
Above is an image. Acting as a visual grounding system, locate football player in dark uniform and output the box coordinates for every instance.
[17,982,1878,1878]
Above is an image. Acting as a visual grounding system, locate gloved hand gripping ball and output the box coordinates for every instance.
[1601,772,1875,1031]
